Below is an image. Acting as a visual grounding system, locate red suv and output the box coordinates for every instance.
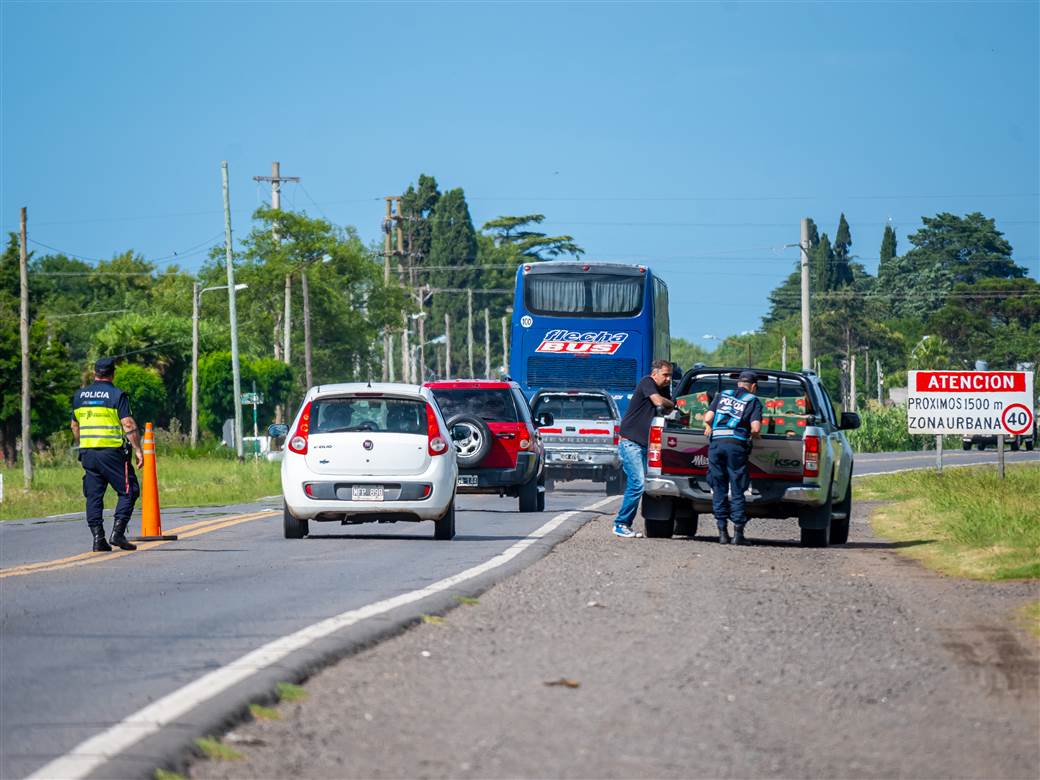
[425,380,549,512]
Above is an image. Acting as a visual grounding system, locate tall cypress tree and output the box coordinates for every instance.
[400,174,441,266]
[812,232,835,293]
[428,188,479,373]
[832,213,854,288]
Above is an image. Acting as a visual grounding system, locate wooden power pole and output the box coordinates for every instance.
[467,290,474,378]
[19,207,32,487]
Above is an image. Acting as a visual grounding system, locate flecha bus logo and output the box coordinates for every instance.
[535,329,629,355]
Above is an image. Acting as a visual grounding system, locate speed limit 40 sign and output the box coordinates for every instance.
[907,370,1035,435]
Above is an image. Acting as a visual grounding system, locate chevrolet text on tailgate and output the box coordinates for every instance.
[641,368,861,546]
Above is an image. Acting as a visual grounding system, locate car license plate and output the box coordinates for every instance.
[558,452,579,462]
[351,485,384,502]
[457,475,479,487]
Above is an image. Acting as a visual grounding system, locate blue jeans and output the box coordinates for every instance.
[708,439,751,530]
[614,438,646,528]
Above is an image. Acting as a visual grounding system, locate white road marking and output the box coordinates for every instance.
[28,495,617,780]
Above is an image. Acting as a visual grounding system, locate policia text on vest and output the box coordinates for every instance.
[702,370,764,546]
[70,358,145,552]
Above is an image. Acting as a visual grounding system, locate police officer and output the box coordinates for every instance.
[70,358,144,552]
[703,370,763,545]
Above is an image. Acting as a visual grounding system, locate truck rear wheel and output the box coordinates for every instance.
[962,440,971,451]
[674,503,698,537]
[641,494,675,538]
[830,480,852,545]
[799,478,833,548]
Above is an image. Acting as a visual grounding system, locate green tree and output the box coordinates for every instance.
[878,213,1025,317]
[428,188,481,373]
[879,224,897,269]
[400,174,441,265]
[670,337,713,372]
[482,214,584,261]
[114,363,168,426]
[831,213,855,289]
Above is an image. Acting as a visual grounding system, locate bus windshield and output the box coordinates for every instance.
[524,273,644,317]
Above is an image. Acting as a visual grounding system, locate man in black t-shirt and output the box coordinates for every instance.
[612,359,674,538]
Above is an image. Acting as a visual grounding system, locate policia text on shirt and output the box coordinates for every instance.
[70,358,145,552]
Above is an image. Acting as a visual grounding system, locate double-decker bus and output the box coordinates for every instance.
[508,261,670,414]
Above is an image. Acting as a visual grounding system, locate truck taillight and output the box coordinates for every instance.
[647,422,663,474]
[426,403,448,456]
[803,434,820,477]
[289,402,312,454]
[613,425,619,446]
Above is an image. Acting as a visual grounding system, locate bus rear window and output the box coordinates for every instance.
[524,273,644,317]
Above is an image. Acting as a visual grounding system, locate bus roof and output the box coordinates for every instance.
[520,261,649,277]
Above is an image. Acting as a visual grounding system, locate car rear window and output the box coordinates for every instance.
[431,389,519,423]
[310,397,428,435]
[532,395,614,421]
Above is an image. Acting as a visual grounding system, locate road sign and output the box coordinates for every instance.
[241,392,264,405]
[907,370,1035,435]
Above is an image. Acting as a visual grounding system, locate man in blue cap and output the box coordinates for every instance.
[70,358,144,551]
[703,370,763,545]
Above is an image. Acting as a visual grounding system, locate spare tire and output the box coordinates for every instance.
[446,414,493,468]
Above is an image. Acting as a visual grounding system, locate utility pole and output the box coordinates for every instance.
[850,353,857,413]
[19,207,32,487]
[301,271,313,387]
[388,333,395,382]
[191,282,200,446]
[876,359,883,404]
[445,313,452,378]
[501,316,509,376]
[781,334,788,372]
[417,288,427,382]
[484,308,491,379]
[402,311,411,383]
[253,162,299,368]
[382,198,392,381]
[222,162,244,460]
[864,347,870,405]
[800,217,812,370]
[467,290,474,378]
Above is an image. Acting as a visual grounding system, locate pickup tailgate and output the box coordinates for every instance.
[664,390,807,480]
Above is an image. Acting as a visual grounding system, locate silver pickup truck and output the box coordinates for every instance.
[642,367,860,546]
[531,389,624,494]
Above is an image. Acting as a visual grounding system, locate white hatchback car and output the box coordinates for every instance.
[272,383,458,540]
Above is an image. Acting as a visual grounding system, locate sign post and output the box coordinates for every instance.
[907,370,1035,479]
[241,388,264,459]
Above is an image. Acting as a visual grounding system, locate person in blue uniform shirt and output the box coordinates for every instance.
[70,358,144,552]
[612,359,674,538]
[703,370,763,545]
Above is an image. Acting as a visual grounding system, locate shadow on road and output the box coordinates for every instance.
[303,533,530,542]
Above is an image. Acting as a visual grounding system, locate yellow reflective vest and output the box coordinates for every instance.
[72,381,129,449]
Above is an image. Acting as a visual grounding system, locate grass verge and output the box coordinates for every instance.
[193,736,243,762]
[0,457,281,521]
[1018,602,1040,639]
[859,462,1040,580]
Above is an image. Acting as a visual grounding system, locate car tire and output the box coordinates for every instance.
[976,441,986,451]
[1027,439,1035,451]
[283,503,308,539]
[434,499,456,540]
[641,494,675,538]
[830,479,852,545]
[518,475,539,512]
[447,414,493,468]
[800,476,833,548]
[962,440,972,451]
[1010,439,1020,452]
[674,508,699,537]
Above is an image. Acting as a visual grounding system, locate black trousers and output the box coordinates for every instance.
[80,448,140,529]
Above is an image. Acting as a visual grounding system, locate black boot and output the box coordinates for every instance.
[732,526,749,545]
[92,526,112,552]
[718,526,731,544]
[109,519,137,551]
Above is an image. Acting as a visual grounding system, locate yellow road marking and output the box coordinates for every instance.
[0,510,277,579]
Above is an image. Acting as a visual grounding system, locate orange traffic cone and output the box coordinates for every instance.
[130,422,178,541]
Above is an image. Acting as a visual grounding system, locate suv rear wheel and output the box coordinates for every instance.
[447,414,493,468]
[518,475,540,512]
[283,503,308,539]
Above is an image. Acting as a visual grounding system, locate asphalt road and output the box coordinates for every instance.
[2,449,1035,779]
[189,497,1040,780]
[0,487,616,780]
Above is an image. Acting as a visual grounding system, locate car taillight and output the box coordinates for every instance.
[426,403,448,456]
[289,402,312,454]
[647,422,663,474]
[517,422,532,450]
[803,434,820,477]
[613,425,620,446]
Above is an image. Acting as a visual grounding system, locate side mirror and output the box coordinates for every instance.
[535,411,555,428]
[839,412,861,431]
[268,423,289,438]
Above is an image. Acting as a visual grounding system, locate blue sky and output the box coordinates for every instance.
[2,1,1037,344]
